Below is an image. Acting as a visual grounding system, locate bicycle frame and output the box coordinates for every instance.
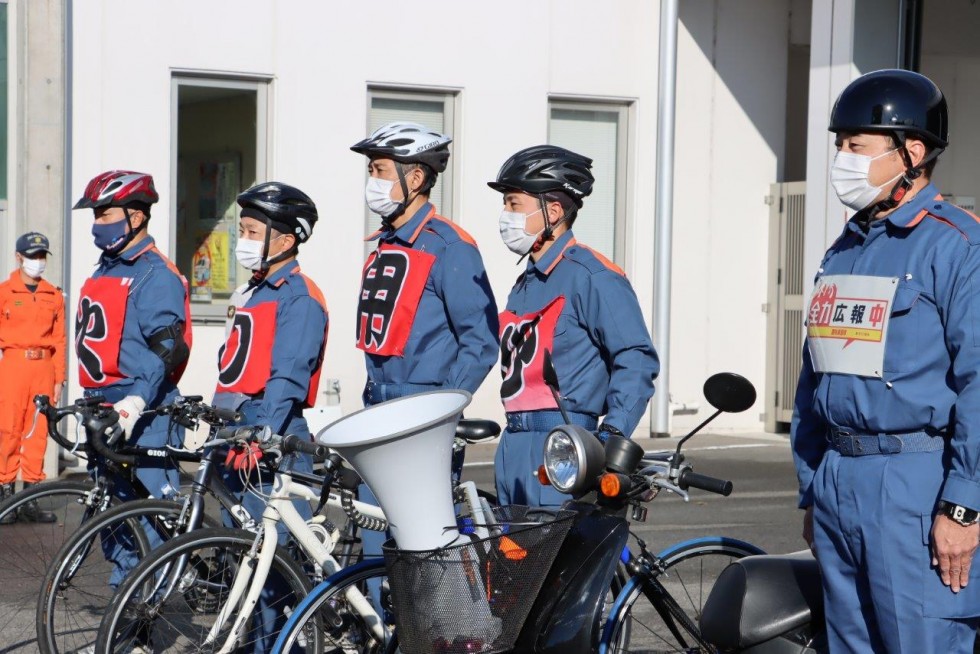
[195,465,387,653]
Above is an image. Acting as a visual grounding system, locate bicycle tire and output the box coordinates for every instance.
[600,537,765,653]
[273,558,392,654]
[37,498,220,654]
[0,479,103,653]
[96,526,322,653]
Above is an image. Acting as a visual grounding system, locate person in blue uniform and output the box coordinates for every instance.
[73,170,193,584]
[351,121,498,409]
[792,70,980,653]
[488,145,659,508]
[213,181,327,654]
[351,121,498,604]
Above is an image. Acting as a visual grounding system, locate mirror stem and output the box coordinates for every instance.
[548,385,573,425]
[673,408,722,463]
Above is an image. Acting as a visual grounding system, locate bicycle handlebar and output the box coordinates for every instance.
[677,469,733,497]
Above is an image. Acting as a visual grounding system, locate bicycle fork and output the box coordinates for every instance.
[206,523,272,653]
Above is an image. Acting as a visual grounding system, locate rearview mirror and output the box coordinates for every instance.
[703,373,756,413]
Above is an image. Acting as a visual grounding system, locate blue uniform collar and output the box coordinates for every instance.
[252,259,299,289]
[529,230,576,276]
[101,235,156,266]
[365,203,435,245]
[846,183,943,235]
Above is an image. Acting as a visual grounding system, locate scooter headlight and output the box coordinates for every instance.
[543,425,606,496]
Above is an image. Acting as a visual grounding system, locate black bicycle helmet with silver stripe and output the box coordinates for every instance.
[488,145,594,208]
[237,181,318,244]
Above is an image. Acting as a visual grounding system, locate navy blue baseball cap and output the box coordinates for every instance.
[16,232,51,256]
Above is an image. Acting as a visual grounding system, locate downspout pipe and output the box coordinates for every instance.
[652,0,678,437]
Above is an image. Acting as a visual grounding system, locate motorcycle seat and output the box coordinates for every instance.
[456,419,501,443]
[699,551,824,650]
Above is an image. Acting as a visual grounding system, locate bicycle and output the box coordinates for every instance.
[0,393,243,653]
[34,396,297,654]
[271,368,764,654]
[95,418,500,653]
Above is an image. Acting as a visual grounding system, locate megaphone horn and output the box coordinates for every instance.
[315,390,471,550]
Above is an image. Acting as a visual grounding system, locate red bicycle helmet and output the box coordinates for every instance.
[73,170,159,210]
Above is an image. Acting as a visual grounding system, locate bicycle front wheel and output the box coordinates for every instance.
[601,537,764,653]
[37,497,218,654]
[96,527,320,654]
[0,479,102,653]
[273,558,392,654]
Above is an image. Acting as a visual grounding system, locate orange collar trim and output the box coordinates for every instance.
[543,238,577,276]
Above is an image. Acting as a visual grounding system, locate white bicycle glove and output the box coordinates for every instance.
[113,395,147,439]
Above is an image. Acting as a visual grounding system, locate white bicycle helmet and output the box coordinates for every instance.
[351,121,452,173]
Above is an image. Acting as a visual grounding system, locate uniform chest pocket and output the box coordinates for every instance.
[883,284,922,374]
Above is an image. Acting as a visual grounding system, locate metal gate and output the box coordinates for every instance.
[764,182,806,431]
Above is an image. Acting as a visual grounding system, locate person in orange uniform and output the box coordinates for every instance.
[0,232,65,523]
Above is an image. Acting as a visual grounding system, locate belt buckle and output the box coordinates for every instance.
[25,349,43,360]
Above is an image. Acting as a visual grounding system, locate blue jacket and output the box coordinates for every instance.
[83,236,188,406]
[213,260,328,436]
[792,183,980,511]
[504,230,658,436]
[362,203,499,395]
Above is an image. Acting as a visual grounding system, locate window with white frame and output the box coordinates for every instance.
[548,100,631,265]
[364,88,457,234]
[171,76,268,318]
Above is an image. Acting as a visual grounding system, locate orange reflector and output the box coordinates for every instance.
[499,535,528,561]
[600,473,621,497]
[537,465,551,485]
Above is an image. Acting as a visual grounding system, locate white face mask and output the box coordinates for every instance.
[365,177,403,218]
[21,258,45,279]
[831,148,904,211]
[235,238,265,271]
[499,209,544,255]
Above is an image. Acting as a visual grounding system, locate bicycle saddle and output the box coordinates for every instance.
[455,420,501,443]
[699,551,824,650]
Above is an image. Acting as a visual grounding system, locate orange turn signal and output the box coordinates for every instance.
[600,473,622,498]
[537,465,551,486]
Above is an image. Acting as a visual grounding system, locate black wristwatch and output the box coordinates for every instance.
[937,500,980,526]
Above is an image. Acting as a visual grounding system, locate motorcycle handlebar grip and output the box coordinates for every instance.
[678,469,733,496]
[282,434,328,458]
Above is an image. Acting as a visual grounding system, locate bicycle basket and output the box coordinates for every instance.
[383,505,575,654]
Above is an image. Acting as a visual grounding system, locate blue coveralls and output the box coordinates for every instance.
[358,203,498,596]
[213,260,328,654]
[80,236,189,586]
[792,184,980,653]
[496,231,659,508]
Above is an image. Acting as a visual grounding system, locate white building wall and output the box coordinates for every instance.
[670,1,791,431]
[67,0,791,437]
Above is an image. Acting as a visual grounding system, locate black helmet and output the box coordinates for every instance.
[488,145,595,207]
[829,69,948,148]
[350,122,452,173]
[237,182,318,244]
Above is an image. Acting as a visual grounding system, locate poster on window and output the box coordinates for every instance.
[191,231,231,303]
[199,160,240,222]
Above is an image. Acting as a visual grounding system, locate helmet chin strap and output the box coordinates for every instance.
[868,133,945,218]
[109,207,144,254]
[257,229,296,277]
[381,163,424,228]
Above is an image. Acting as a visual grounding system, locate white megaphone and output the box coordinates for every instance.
[315,390,471,550]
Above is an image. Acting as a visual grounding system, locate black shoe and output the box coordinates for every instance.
[0,484,16,525]
[19,482,56,523]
